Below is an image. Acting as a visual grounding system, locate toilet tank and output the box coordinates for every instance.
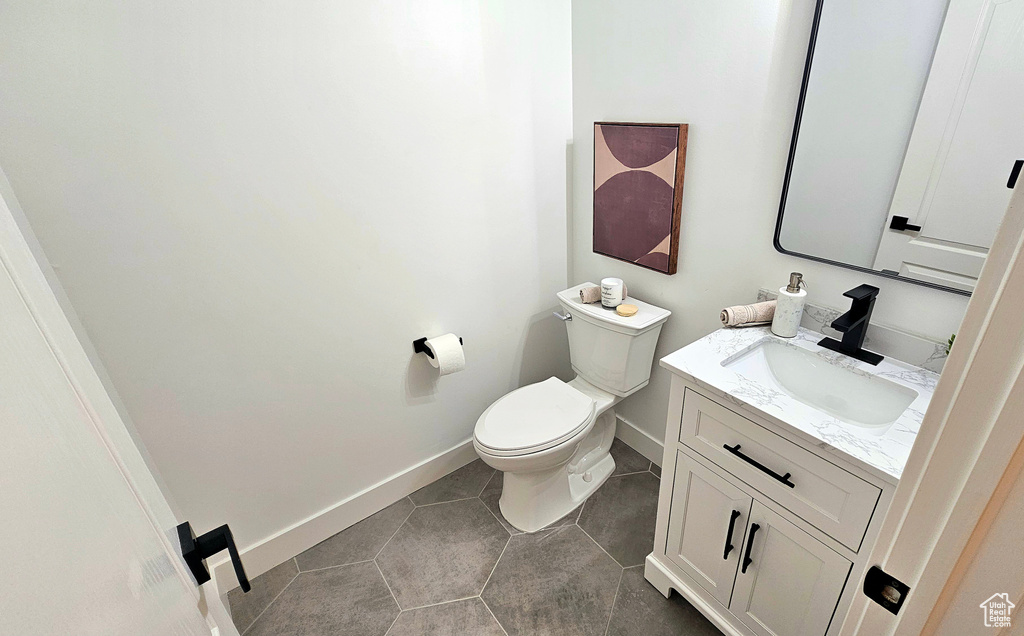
[556,284,671,397]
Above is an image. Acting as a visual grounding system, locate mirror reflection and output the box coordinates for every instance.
[775,0,1022,294]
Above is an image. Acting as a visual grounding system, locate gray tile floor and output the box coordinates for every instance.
[227,439,722,636]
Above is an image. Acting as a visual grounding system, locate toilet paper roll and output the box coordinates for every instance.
[424,333,466,376]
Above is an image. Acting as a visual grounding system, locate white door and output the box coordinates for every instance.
[840,188,1024,635]
[872,0,1024,291]
[730,501,852,636]
[0,181,232,635]
[665,451,753,607]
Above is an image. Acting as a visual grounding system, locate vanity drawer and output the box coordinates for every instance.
[679,388,880,551]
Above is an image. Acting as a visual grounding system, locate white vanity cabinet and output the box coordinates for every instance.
[647,376,898,636]
[664,451,753,607]
[730,500,851,636]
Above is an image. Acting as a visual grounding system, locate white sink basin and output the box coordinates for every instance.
[722,339,918,428]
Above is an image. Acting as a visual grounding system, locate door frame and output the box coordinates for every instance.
[0,168,237,635]
[843,184,1024,634]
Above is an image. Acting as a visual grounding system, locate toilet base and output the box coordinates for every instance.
[497,409,616,532]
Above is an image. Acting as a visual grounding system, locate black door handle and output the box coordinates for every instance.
[1009,159,1023,189]
[742,523,760,574]
[889,216,922,232]
[723,444,795,488]
[178,522,250,593]
[723,509,742,559]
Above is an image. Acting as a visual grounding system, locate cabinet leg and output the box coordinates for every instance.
[644,555,675,599]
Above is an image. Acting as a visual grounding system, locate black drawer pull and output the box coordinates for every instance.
[724,444,795,488]
[723,509,741,560]
[742,523,760,574]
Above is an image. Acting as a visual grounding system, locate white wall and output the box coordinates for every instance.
[571,0,970,444]
[0,0,573,551]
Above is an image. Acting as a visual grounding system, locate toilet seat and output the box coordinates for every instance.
[474,377,596,457]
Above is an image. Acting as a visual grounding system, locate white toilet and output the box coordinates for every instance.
[473,283,670,532]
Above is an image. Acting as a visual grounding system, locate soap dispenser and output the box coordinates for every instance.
[771,272,806,338]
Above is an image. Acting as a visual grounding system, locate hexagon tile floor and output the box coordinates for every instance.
[226,439,723,636]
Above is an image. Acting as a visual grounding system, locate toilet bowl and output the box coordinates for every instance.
[473,284,670,533]
[474,376,619,532]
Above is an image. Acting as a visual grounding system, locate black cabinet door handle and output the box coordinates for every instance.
[889,215,922,232]
[723,444,795,488]
[1009,159,1023,189]
[742,523,760,574]
[723,509,742,559]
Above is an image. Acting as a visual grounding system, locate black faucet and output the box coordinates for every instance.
[817,284,884,365]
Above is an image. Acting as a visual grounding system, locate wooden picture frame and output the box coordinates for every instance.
[592,122,688,274]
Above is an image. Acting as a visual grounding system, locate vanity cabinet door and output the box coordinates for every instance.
[665,450,752,607]
[730,501,851,636]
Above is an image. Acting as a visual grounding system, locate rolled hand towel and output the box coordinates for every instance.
[580,283,628,304]
[721,300,776,327]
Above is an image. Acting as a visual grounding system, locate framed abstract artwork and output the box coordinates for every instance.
[593,122,688,274]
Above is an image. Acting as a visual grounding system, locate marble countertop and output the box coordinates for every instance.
[660,326,939,485]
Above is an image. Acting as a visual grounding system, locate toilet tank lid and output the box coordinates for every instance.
[475,378,595,453]
[557,283,671,333]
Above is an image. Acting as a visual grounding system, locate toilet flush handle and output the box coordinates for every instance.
[553,311,572,321]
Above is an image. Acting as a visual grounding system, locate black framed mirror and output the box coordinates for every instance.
[774,0,1022,296]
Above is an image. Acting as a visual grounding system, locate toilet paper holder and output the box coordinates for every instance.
[413,336,463,359]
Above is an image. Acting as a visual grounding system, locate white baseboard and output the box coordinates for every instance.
[614,414,665,467]
[211,438,478,594]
